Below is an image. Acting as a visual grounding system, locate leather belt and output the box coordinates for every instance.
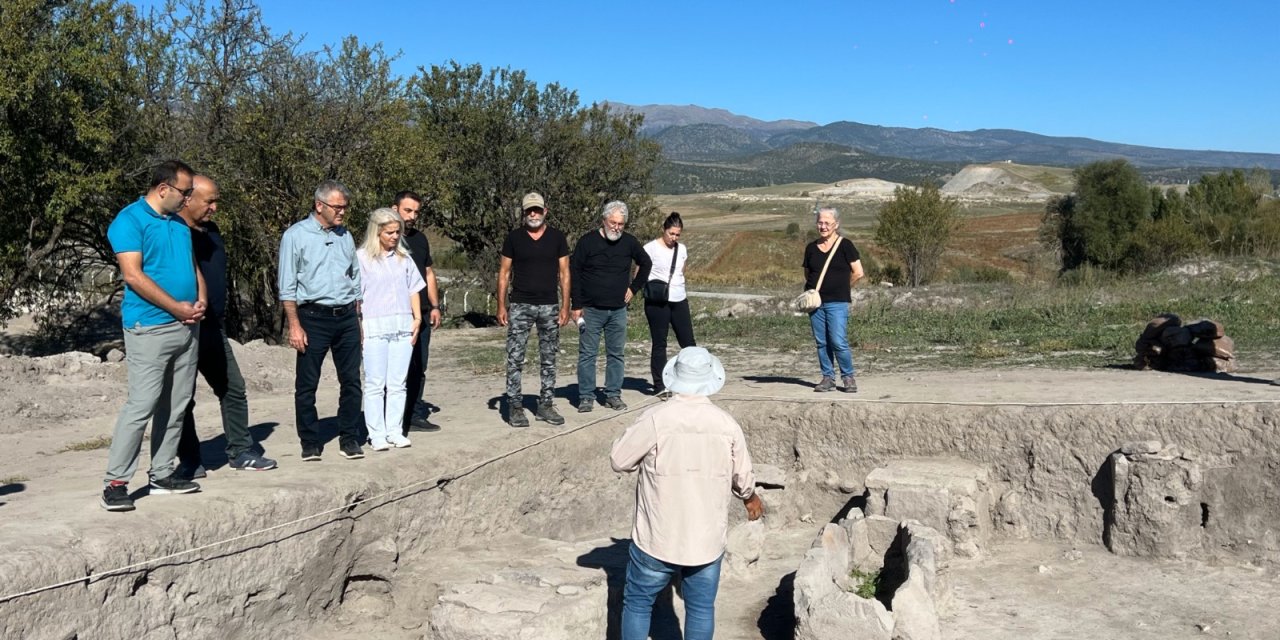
[299,301,356,317]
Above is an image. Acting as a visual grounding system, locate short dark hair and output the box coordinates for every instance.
[149,160,195,189]
[663,211,684,231]
[394,190,422,207]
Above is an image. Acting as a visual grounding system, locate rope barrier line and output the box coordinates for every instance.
[0,399,658,605]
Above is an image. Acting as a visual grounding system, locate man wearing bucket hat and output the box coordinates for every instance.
[609,346,764,640]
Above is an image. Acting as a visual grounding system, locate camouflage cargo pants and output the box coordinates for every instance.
[505,303,560,405]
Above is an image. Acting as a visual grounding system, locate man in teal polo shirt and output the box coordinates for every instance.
[101,160,208,512]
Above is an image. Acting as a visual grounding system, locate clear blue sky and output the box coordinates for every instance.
[136,0,1280,154]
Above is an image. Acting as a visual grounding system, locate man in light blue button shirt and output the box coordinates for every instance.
[278,180,364,461]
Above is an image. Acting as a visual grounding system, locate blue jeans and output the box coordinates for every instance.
[622,543,722,640]
[577,306,627,402]
[809,301,855,378]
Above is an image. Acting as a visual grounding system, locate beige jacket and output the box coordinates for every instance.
[610,394,755,566]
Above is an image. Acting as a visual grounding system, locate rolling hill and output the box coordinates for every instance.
[618,104,1280,194]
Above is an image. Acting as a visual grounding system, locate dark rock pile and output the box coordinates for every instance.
[1134,314,1236,373]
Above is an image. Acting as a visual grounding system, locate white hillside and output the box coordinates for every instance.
[941,165,1055,201]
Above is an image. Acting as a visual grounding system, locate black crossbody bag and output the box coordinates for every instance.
[643,242,680,304]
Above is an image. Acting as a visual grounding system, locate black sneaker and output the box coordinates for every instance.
[604,396,628,411]
[100,484,135,512]
[150,475,201,495]
[841,375,858,393]
[508,406,530,428]
[339,442,365,460]
[301,445,322,462]
[577,399,594,413]
[409,414,442,432]
[535,403,565,426]
[229,450,278,471]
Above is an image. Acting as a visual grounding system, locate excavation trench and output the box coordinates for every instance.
[3,397,1279,639]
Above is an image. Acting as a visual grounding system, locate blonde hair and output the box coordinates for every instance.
[360,207,408,259]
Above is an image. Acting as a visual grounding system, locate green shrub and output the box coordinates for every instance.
[849,568,881,599]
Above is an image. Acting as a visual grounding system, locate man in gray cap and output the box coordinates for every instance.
[609,346,763,640]
[497,192,571,427]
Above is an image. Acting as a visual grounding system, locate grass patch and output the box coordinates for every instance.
[686,263,1278,372]
[1,475,29,484]
[60,435,112,453]
[849,567,881,599]
[436,259,1280,375]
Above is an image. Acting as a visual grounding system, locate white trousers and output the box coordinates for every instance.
[362,331,413,444]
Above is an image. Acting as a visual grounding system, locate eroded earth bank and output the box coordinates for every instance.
[1,330,1279,639]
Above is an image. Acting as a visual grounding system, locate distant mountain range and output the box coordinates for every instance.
[609,103,1280,194]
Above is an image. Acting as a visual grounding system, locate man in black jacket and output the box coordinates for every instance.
[175,175,277,478]
[571,201,652,412]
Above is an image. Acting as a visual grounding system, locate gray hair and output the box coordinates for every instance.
[600,200,629,224]
[315,179,351,203]
[815,205,840,223]
[359,207,408,259]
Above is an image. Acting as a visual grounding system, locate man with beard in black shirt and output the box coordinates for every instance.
[571,200,651,413]
[393,191,443,434]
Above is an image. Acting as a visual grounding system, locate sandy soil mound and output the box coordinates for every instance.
[811,178,904,198]
[942,165,1055,200]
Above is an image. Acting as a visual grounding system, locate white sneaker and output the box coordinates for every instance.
[388,435,412,449]
[369,440,391,452]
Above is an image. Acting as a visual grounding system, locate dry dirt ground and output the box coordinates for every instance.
[3,321,1280,638]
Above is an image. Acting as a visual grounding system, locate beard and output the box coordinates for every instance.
[604,229,622,241]
[525,217,544,230]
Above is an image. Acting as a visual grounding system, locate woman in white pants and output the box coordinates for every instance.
[358,208,425,450]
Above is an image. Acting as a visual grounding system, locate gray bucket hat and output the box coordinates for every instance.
[662,346,726,396]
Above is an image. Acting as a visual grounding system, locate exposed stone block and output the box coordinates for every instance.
[1108,443,1206,559]
[794,517,947,640]
[724,520,766,575]
[864,458,993,557]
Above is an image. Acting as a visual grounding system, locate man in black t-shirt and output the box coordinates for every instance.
[498,192,571,427]
[394,191,443,434]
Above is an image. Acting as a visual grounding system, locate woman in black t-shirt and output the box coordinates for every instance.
[802,206,864,393]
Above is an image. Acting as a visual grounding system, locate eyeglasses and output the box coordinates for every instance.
[603,220,626,230]
[165,182,195,198]
[524,208,545,216]
[319,200,349,213]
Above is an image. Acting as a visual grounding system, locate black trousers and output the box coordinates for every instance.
[177,320,254,466]
[294,307,362,449]
[401,320,432,435]
[644,298,696,390]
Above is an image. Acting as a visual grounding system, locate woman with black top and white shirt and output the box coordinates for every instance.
[802,206,864,393]
[642,212,696,395]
